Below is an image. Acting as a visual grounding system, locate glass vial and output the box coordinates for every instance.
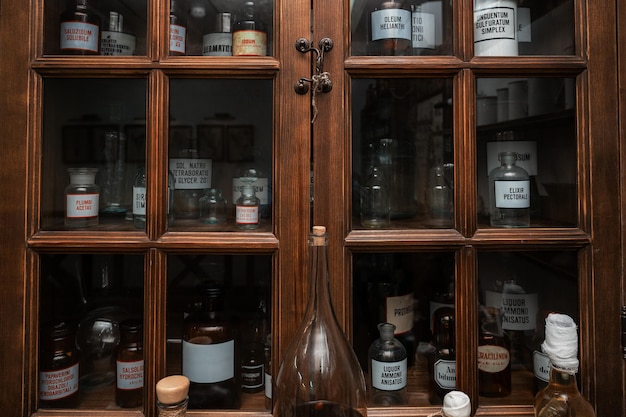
[534,314,596,417]
[410,3,436,55]
[199,188,227,224]
[236,171,260,229]
[39,321,80,408]
[488,151,530,227]
[273,226,367,417]
[368,0,411,56]
[426,164,453,228]
[169,0,187,55]
[65,167,100,228]
[368,322,408,406]
[182,282,240,409]
[116,319,144,408]
[101,11,136,55]
[360,163,390,228]
[133,167,146,229]
[60,0,101,55]
[474,0,519,56]
[241,341,265,393]
[478,307,511,397]
[429,307,456,404]
[232,1,267,56]
[203,12,232,56]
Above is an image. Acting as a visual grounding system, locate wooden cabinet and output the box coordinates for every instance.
[0,0,624,416]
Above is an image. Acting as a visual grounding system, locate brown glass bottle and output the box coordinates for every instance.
[169,0,186,55]
[368,0,411,56]
[232,1,267,56]
[116,319,144,408]
[429,307,456,404]
[39,321,80,409]
[182,282,240,409]
[59,0,101,55]
[478,307,511,397]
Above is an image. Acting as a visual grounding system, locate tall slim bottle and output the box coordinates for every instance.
[169,0,187,55]
[534,314,596,417]
[273,226,367,417]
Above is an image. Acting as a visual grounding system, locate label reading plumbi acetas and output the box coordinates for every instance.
[39,363,80,400]
[371,359,407,391]
[66,193,99,218]
[494,180,530,209]
[117,360,144,390]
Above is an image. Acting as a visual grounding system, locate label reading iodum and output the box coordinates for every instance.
[233,31,267,56]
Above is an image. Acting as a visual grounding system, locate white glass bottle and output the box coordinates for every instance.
[474,0,518,56]
[368,322,408,406]
[65,168,100,228]
[426,164,453,228]
[203,12,232,56]
[488,151,530,227]
[100,11,136,56]
[132,167,146,229]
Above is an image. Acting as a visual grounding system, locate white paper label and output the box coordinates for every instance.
[236,205,259,224]
[478,345,510,373]
[433,359,456,389]
[242,363,264,389]
[487,141,537,176]
[182,339,235,383]
[533,350,550,383]
[66,193,99,218]
[411,11,435,49]
[233,177,269,205]
[494,180,530,208]
[101,31,136,56]
[133,186,146,215]
[385,293,414,335]
[39,363,79,400]
[116,360,144,390]
[485,290,538,331]
[233,31,267,56]
[170,24,186,53]
[265,372,272,398]
[371,358,407,390]
[60,21,99,52]
[474,6,516,43]
[203,33,233,56]
[169,158,212,190]
[371,9,412,41]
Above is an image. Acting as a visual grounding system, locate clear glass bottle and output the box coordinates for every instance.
[100,11,136,56]
[203,12,232,56]
[232,1,267,56]
[273,226,367,417]
[426,164,453,228]
[182,281,240,409]
[429,307,456,404]
[199,188,227,224]
[534,314,596,417]
[368,322,408,406]
[236,171,261,229]
[360,162,390,228]
[169,0,187,55]
[132,167,147,229]
[116,319,144,408]
[478,307,511,397]
[488,151,530,227]
[169,145,212,219]
[60,0,101,55]
[368,0,411,56]
[65,167,100,228]
[39,321,81,408]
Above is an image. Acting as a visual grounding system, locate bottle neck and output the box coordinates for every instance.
[307,236,339,324]
[548,364,580,393]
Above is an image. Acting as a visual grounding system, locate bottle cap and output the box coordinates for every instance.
[377,322,396,340]
[108,11,123,32]
[215,12,232,33]
[541,313,579,372]
[442,390,471,417]
[156,375,190,405]
[68,167,98,185]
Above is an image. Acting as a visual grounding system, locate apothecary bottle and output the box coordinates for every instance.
[410,2,436,55]
[101,11,136,56]
[534,314,596,417]
[232,1,267,56]
[182,282,240,409]
[274,226,367,417]
[132,167,146,229]
[39,321,80,408]
[203,13,233,56]
[169,0,187,55]
[60,0,101,55]
[429,307,456,404]
[488,151,530,227]
[199,188,227,224]
[65,167,100,228]
[169,146,212,220]
[360,163,390,228]
[368,322,408,406]
[236,174,260,229]
[478,307,511,397]
[425,164,453,228]
[368,0,411,56]
[474,0,518,56]
[116,319,144,408]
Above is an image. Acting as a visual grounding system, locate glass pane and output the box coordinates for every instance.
[476,77,576,228]
[352,78,454,229]
[39,253,145,410]
[351,0,453,56]
[41,78,147,231]
[477,251,579,406]
[170,0,274,57]
[166,254,272,410]
[168,79,273,231]
[473,0,574,56]
[353,252,455,406]
[44,0,148,56]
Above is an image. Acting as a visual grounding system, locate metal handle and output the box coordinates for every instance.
[294,38,334,95]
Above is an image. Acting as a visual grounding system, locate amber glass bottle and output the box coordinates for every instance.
[429,306,456,404]
[182,282,240,409]
[39,321,80,408]
[232,1,267,56]
[368,0,411,56]
[477,307,511,397]
[116,319,144,408]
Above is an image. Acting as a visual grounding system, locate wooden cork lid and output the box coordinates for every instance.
[156,375,190,405]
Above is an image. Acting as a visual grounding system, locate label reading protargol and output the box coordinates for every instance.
[385,293,414,335]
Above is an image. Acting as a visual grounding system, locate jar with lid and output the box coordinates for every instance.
[200,188,227,224]
[65,167,100,228]
[116,319,144,408]
[39,321,81,408]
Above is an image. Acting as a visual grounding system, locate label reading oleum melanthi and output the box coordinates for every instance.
[371,358,407,390]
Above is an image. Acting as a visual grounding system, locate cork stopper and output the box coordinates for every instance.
[311,226,327,246]
[156,375,190,405]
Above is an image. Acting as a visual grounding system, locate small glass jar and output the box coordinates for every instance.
[39,321,80,408]
[488,152,530,227]
[368,322,408,406]
[199,188,227,224]
[65,167,100,228]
